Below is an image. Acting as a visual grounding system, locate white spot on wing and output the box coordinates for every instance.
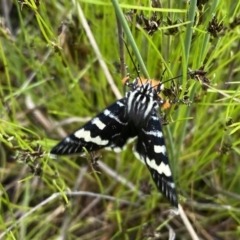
[116,101,124,107]
[151,115,159,121]
[142,129,163,138]
[74,129,108,145]
[92,117,106,130]
[146,157,172,177]
[65,137,71,142]
[154,145,166,155]
[168,182,175,188]
[103,109,126,125]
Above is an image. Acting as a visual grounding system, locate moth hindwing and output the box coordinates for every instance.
[51,77,178,208]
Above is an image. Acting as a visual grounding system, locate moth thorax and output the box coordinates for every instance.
[125,82,159,127]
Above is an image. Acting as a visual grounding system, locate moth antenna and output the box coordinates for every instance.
[146,73,183,94]
[158,69,197,88]
[160,68,167,80]
[121,38,143,85]
[125,63,130,78]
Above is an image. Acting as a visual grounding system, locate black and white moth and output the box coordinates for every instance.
[50,76,178,208]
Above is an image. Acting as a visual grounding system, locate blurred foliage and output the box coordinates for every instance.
[0,0,240,239]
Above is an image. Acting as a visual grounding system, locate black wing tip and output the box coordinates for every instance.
[50,137,83,156]
[150,169,179,208]
[169,189,178,209]
[50,144,64,155]
[161,180,178,208]
[50,144,67,155]
[50,145,80,155]
[163,182,179,208]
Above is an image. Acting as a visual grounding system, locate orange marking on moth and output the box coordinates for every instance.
[162,100,171,109]
[121,76,130,85]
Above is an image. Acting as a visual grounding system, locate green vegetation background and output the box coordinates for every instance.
[0,0,240,239]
